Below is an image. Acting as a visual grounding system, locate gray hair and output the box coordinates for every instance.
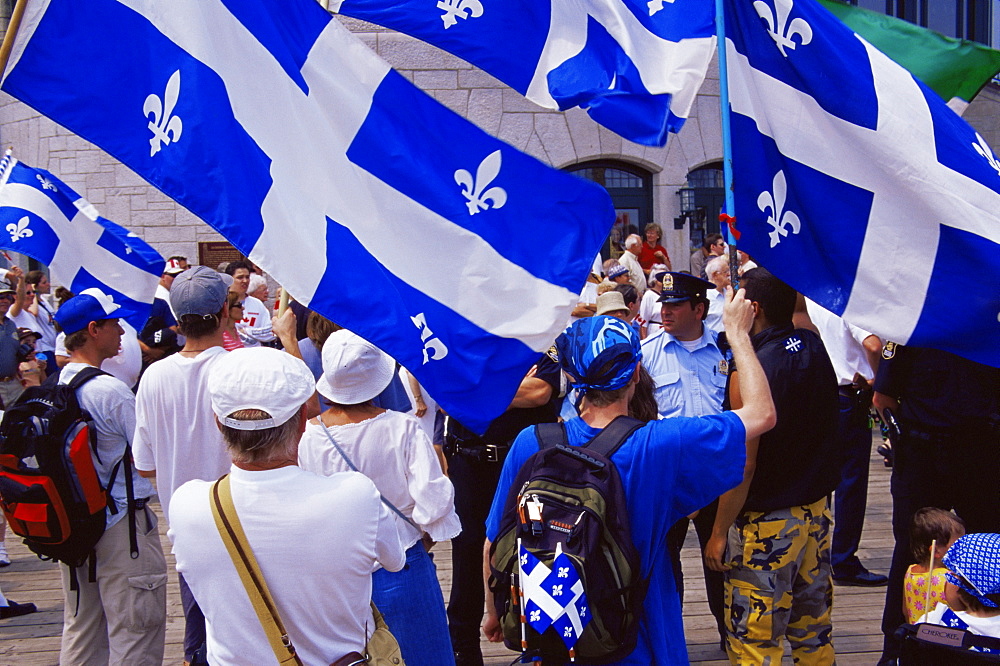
[705,255,729,278]
[625,234,642,250]
[248,274,267,294]
[218,408,301,464]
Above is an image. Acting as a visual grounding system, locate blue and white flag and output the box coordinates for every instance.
[725,0,1000,368]
[1,0,613,432]
[519,542,591,647]
[0,156,164,332]
[332,0,716,146]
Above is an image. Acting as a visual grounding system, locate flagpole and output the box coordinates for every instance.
[715,0,740,290]
[0,0,28,78]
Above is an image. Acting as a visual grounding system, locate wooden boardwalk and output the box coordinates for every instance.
[0,444,893,664]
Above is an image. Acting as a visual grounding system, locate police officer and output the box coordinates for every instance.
[444,351,562,666]
[873,343,1000,665]
[640,271,730,649]
[705,268,839,665]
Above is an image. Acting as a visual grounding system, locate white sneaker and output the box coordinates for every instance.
[0,543,10,567]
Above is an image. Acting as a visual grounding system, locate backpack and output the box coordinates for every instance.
[0,367,136,570]
[488,416,647,664]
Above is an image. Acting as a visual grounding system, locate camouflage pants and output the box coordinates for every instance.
[724,497,835,665]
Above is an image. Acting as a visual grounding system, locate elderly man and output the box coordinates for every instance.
[483,290,776,664]
[168,347,405,665]
[53,288,167,665]
[225,260,275,347]
[619,234,647,298]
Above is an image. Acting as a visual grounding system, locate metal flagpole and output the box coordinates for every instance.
[715,0,741,290]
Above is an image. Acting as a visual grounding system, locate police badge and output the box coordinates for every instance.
[882,341,897,360]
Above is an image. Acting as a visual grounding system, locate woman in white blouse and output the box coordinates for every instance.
[297,330,461,665]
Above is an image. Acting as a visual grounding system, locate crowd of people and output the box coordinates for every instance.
[0,241,996,666]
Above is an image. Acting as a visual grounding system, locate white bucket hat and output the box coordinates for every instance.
[316,330,395,405]
[209,347,315,430]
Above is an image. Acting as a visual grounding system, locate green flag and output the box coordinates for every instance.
[818,0,1000,113]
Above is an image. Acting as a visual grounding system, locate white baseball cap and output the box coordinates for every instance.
[316,330,395,405]
[209,347,315,430]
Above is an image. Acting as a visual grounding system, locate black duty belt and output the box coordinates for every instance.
[447,441,510,463]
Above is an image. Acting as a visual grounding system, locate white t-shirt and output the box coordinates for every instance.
[638,289,661,329]
[805,298,876,385]
[10,309,42,337]
[55,321,143,389]
[168,465,405,666]
[298,411,461,549]
[133,346,230,521]
[618,251,646,297]
[236,295,274,346]
[60,363,154,527]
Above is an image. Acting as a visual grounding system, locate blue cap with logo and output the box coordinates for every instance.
[555,316,640,392]
[54,288,121,335]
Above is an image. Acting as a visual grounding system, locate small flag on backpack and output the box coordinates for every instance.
[518,542,592,651]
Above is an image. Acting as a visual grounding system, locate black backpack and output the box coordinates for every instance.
[488,416,647,664]
[0,367,137,572]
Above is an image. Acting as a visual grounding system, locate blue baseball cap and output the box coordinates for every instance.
[54,288,121,335]
[944,533,1000,608]
[556,316,640,392]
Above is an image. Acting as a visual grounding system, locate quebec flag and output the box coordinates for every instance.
[519,542,591,649]
[1,0,615,432]
[332,0,716,146]
[0,156,164,332]
[725,0,1000,368]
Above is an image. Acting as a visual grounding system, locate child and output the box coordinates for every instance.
[918,533,1000,653]
[903,507,965,623]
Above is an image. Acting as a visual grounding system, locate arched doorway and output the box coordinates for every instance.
[566,161,653,262]
[676,162,724,252]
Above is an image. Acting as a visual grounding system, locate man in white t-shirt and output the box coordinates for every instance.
[224,260,274,347]
[168,347,405,666]
[135,266,234,665]
[619,234,647,298]
[53,288,166,665]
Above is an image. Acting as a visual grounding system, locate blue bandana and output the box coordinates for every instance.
[944,533,1000,608]
[556,316,640,392]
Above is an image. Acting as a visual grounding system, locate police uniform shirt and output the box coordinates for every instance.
[0,317,20,377]
[874,344,1000,431]
[741,324,839,513]
[640,325,729,418]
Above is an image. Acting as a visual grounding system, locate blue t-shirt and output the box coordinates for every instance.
[486,412,746,665]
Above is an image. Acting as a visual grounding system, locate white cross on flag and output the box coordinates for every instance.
[518,542,591,649]
[725,0,1000,368]
[0,156,164,331]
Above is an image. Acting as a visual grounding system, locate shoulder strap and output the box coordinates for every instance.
[535,422,567,451]
[318,424,420,531]
[584,415,644,459]
[211,475,303,666]
[66,366,108,390]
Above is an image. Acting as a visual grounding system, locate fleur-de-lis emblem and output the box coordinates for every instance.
[754,0,813,57]
[580,606,587,617]
[520,553,528,566]
[455,150,508,215]
[557,567,569,578]
[973,132,1000,176]
[529,609,540,623]
[36,175,56,191]
[758,170,801,248]
[411,312,449,364]
[436,0,483,29]
[6,216,33,243]
[647,0,675,16]
[563,627,573,637]
[551,584,564,597]
[143,70,184,157]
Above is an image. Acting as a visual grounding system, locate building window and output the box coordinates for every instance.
[676,162,725,251]
[882,0,995,46]
[566,161,652,261]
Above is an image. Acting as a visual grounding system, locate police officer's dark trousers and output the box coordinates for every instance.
[831,390,874,576]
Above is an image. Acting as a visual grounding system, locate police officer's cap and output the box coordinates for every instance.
[657,272,715,304]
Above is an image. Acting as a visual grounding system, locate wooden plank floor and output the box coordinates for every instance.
[0,442,893,665]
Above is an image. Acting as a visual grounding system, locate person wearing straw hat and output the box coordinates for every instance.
[298,329,460,665]
[168,347,405,666]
